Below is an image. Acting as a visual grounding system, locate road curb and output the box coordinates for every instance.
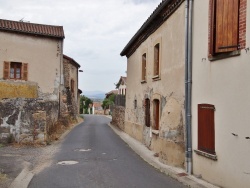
[9,162,34,188]
[108,122,219,188]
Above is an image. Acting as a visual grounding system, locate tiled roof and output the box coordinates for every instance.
[0,19,64,39]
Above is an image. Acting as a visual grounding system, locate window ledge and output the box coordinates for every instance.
[194,149,217,161]
[141,80,147,84]
[152,75,161,81]
[208,50,241,61]
[151,130,159,135]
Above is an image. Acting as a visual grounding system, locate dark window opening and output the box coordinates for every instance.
[145,98,150,127]
[153,99,160,130]
[142,53,146,81]
[10,62,22,79]
[154,44,160,76]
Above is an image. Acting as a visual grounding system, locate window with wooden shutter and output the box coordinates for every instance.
[209,0,241,56]
[142,53,146,81]
[145,98,150,127]
[154,44,160,76]
[3,61,10,79]
[22,63,28,81]
[153,99,160,130]
[198,104,215,154]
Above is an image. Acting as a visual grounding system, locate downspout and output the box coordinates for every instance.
[185,0,193,174]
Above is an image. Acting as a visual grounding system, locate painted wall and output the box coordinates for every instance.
[0,31,63,100]
[125,3,186,167]
[192,1,250,187]
[0,81,38,99]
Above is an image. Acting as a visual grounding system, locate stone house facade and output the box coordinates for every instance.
[120,0,186,168]
[61,55,80,120]
[192,0,250,187]
[0,19,65,143]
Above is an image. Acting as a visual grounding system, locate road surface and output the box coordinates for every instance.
[29,115,185,188]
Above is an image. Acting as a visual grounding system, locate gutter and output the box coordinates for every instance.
[120,0,171,56]
[185,0,193,174]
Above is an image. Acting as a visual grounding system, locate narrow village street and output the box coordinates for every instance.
[28,115,185,188]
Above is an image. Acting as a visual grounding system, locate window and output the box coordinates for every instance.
[142,53,146,81]
[145,98,150,127]
[134,99,137,109]
[153,99,160,130]
[3,61,28,80]
[10,62,22,79]
[153,44,160,76]
[71,79,75,93]
[198,104,215,154]
[209,0,246,57]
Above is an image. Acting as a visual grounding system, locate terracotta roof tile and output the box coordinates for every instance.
[0,19,64,39]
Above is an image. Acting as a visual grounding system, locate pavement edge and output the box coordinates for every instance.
[108,122,219,188]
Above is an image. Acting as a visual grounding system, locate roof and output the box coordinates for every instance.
[116,76,127,89]
[105,90,118,98]
[120,0,184,57]
[0,19,64,39]
[63,54,81,68]
[78,89,82,94]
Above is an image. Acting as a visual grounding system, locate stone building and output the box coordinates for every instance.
[120,0,186,168]
[0,19,64,143]
[61,55,81,120]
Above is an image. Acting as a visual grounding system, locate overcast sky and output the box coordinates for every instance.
[0,0,162,93]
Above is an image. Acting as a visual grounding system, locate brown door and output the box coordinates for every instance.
[145,99,150,127]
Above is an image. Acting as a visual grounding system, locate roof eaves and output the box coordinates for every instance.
[63,54,81,68]
[120,0,171,56]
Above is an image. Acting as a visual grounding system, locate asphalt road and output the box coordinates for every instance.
[28,115,185,188]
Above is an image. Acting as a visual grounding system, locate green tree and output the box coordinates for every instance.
[80,95,93,114]
[102,94,115,110]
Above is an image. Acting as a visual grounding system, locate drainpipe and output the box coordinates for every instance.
[185,0,193,174]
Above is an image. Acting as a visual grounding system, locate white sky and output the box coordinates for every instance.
[0,0,162,93]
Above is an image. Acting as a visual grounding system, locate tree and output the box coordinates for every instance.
[80,95,93,114]
[102,94,115,110]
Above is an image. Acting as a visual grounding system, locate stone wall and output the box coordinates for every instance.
[111,106,125,131]
[0,98,59,144]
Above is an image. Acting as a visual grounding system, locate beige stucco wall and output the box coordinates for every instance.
[125,3,185,167]
[0,31,63,100]
[192,1,250,187]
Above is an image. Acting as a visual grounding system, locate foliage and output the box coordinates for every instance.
[80,95,93,114]
[102,94,115,109]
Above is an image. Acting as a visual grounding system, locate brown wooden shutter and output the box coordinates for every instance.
[155,100,160,130]
[22,63,28,81]
[142,54,146,80]
[215,0,239,53]
[198,104,215,154]
[3,61,10,79]
[154,44,159,75]
[145,99,150,127]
